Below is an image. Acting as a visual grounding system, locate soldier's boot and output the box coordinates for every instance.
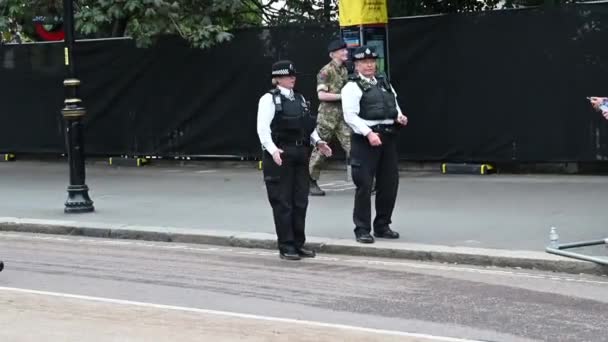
[309,177,326,196]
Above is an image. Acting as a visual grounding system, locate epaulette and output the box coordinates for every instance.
[348,74,360,81]
[376,73,393,93]
[353,76,372,92]
[269,88,282,112]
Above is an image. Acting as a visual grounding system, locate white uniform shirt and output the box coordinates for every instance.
[341,74,403,136]
[257,85,322,155]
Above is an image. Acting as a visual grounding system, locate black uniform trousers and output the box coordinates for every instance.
[262,143,310,251]
[350,125,399,235]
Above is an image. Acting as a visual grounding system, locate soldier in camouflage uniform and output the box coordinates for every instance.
[309,39,351,196]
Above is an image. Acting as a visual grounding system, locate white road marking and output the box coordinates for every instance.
[318,180,356,192]
[319,181,349,187]
[328,186,357,192]
[195,170,218,174]
[321,182,354,188]
[2,232,607,285]
[0,286,482,342]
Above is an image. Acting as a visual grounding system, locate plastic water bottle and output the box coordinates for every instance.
[549,227,559,248]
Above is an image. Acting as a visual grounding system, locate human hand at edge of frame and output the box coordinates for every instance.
[317,141,332,157]
[589,97,607,110]
[272,149,284,166]
[397,113,408,126]
[602,111,608,120]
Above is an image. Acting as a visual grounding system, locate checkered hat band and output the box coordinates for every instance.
[354,53,377,59]
[272,69,291,75]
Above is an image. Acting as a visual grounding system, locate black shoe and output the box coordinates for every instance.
[297,247,316,258]
[355,233,375,244]
[309,179,326,196]
[279,247,301,260]
[374,228,400,239]
[0,261,3,272]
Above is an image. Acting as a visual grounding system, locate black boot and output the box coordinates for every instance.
[309,178,326,196]
[297,247,316,258]
[279,246,301,261]
[355,232,375,244]
[374,228,400,239]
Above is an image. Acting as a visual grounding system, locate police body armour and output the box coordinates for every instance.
[269,89,316,141]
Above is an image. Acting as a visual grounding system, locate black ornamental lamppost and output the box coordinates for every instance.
[61,0,94,213]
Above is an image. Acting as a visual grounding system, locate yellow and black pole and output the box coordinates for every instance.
[339,0,390,77]
[61,0,94,213]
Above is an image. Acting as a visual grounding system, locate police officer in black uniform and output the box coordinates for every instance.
[257,60,333,260]
[341,46,409,244]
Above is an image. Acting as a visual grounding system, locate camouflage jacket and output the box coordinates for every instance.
[316,60,348,114]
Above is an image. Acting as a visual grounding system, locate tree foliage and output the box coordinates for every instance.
[254,0,338,24]
[388,0,583,17]
[0,0,588,46]
[0,0,260,47]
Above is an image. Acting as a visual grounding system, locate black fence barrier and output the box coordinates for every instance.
[390,4,608,162]
[1,4,608,162]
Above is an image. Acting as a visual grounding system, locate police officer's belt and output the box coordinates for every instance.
[370,124,397,134]
[278,138,310,146]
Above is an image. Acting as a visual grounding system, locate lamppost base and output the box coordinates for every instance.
[64,185,94,213]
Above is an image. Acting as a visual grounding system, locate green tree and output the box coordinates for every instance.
[387,0,585,17]
[253,0,337,24]
[0,0,343,46]
[0,0,263,47]
[0,0,46,43]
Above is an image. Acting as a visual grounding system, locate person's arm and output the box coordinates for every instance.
[310,129,322,145]
[390,84,408,126]
[311,129,332,156]
[390,84,404,116]
[341,82,372,136]
[317,67,341,102]
[318,91,341,101]
[256,93,279,156]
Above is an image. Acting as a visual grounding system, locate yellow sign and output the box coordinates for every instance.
[339,0,388,26]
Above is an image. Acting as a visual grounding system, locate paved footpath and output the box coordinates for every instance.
[1,160,607,273]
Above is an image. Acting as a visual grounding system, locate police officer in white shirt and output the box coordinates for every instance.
[341,46,409,244]
[257,60,332,260]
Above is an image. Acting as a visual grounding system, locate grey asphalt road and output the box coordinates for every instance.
[0,232,607,342]
[1,161,607,251]
[0,290,440,342]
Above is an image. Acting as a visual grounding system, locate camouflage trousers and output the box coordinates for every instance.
[309,109,352,180]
